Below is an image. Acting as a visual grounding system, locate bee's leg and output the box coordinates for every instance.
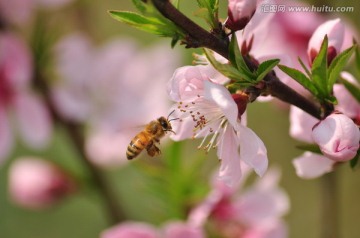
[146,141,161,157]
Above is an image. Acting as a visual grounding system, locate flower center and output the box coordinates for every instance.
[177,95,228,153]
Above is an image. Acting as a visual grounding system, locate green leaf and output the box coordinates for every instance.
[355,41,360,78]
[278,64,319,96]
[204,48,253,83]
[108,11,175,36]
[296,144,322,154]
[228,34,253,79]
[328,45,356,92]
[172,0,180,9]
[311,35,328,96]
[195,0,219,28]
[132,0,147,13]
[298,57,312,78]
[340,77,360,102]
[256,59,280,82]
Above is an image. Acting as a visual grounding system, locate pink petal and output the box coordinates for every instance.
[217,125,242,187]
[312,113,359,161]
[204,81,238,126]
[0,0,35,25]
[237,187,289,225]
[238,125,268,176]
[293,152,336,179]
[13,93,52,149]
[163,222,204,238]
[0,107,13,164]
[0,33,33,88]
[289,106,318,143]
[101,222,159,238]
[243,220,288,238]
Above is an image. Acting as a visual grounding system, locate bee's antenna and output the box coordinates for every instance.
[169,118,180,122]
[167,109,176,121]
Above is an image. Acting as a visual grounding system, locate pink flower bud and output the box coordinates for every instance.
[225,0,257,31]
[9,157,75,209]
[307,18,345,65]
[312,113,360,161]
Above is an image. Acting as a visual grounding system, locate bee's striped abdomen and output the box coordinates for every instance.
[126,132,148,160]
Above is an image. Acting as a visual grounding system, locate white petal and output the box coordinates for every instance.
[0,107,13,164]
[204,81,238,126]
[13,93,52,149]
[238,125,268,176]
[289,106,318,143]
[217,125,242,187]
[292,152,335,179]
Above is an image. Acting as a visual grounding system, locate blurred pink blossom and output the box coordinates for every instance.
[53,33,180,166]
[225,0,258,31]
[307,18,345,65]
[0,0,73,25]
[101,221,204,238]
[8,157,75,209]
[168,65,267,186]
[189,167,289,238]
[0,33,52,164]
[292,152,336,179]
[312,113,359,162]
[334,72,360,121]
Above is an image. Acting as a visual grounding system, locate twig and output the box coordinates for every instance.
[151,0,322,119]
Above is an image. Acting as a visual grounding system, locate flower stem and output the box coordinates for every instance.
[151,0,322,119]
[320,171,339,238]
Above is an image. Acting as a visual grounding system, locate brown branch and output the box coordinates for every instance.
[34,68,126,225]
[151,0,322,119]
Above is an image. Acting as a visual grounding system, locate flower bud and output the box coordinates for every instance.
[307,18,345,65]
[225,0,257,31]
[9,157,75,209]
[312,113,359,161]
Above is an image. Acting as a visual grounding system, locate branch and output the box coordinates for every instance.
[151,0,322,119]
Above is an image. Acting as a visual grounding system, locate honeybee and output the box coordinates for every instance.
[126,111,178,160]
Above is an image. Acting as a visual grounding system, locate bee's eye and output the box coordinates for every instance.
[160,120,168,129]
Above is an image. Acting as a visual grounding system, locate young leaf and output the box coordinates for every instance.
[196,0,219,29]
[328,45,355,92]
[340,77,360,102]
[256,59,280,82]
[278,64,319,96]
[298,57,312,78]
[229,34,252,77]
[350,150,360,169]
[109,11,174,36]
[311,35,328,96]
[204,48,253,82]
[132,0,147,13]
[355,41,360,78]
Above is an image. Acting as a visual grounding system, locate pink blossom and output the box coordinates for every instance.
[307,18,345,65]
[292,152,336,179]
[0,33,52,164]
[53,33,180,166]
[189,168,289,238]
[289,106,318,143]
[101,221,204,238]
[312,113,359,161]
[8,157,75,209]
[225,0,258,31]
[168,65,267,186]
[334,72,360,121]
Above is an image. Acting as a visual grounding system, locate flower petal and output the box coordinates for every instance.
[238,125,268,176]
[204,81,238,126]
[163,221,205,238]
[289,106,318,143]
[13,93,52,149]
[101,222,159,238]
[292,152,336,179]
[217,125,242,187]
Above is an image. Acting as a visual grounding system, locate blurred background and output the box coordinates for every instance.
[0,0,359,237]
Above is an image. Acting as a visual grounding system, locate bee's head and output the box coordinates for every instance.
[158,116,173,132]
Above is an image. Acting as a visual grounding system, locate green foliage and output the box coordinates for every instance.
[279,35,355,106]
[355,41,360,78]
[350,150,360,169]
[256,59,280,82]
[195,0,219,29]
[110,1,185,46]
[340,77,360,102]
